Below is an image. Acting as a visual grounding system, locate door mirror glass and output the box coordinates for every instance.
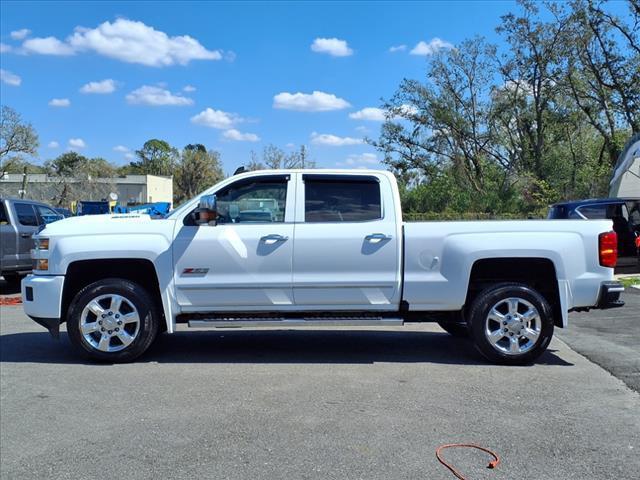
[194,194,218,226]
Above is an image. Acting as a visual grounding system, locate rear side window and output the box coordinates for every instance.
[14,203,39,226]
[547,205,567,219]
[304,176,381,222]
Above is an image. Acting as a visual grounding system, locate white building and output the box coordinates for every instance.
[0,173,173,207]
[610,134,640,197]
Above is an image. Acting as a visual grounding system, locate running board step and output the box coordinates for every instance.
[188,317,404,328]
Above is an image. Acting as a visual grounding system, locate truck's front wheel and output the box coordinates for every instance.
[67,278,159,362]
[467,283,554,365]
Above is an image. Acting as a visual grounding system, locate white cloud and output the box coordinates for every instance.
[344,153,379,165]
[410,38,454,56]
[224,50,237,62]
[349,107,385,121]
[389,44,407,53]
[68,138,86,150]
[19,19,222,67]
[183,85,196,92]
[355,125,369,134]
[311,37,353,57]
[337,153,379,168]
[223,129,260,142]
[80,79,116,94]
[191,108,243,129]
[22,36,75,55]
[68,18,221,66]
[49,98,71,107]
[273,91,350,112]
[10,29,31,40]
[0,69,21,86]
[0,43,12,53]
[285,143,296,149]
[47,141,59,149]
[113,145,129,153]
[311,132,363,147]
[124,152,135,160]
[126,85,193,106]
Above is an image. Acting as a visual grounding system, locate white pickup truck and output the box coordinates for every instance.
[22,169,624,364]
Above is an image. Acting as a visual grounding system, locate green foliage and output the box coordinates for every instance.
[174,145,224,203]
[374,0,638,218]
[129,139,178,176]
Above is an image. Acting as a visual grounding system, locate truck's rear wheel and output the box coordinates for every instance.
[467,283,554,365]
[67,278,159,362]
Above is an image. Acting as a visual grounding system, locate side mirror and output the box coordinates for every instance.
[194,194,218,226]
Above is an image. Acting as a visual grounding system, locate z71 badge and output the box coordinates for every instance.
[181,268,209,276]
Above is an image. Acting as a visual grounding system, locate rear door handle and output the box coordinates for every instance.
[260,234,289,244]
[365,233,392,242]
[20,233,31,238]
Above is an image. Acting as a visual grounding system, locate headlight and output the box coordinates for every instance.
[35,238,49,250]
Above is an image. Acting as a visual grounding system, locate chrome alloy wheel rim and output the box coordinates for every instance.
[484,297,542,355]
[80,294,140,353]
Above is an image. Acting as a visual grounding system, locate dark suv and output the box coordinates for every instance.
[0,197,64,284]
[548,198,640,271]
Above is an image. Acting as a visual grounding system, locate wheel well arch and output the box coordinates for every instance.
[62,259,166,331]
[466,257,563,327]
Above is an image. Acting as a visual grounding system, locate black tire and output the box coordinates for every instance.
[437,319,469,338]
[67,278,159,362]
[467,283,554,365]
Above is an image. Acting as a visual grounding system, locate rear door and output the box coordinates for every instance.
[292,173,401,310]
[12,202,40,270]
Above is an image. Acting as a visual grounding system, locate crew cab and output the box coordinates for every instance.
[22,170,624,364]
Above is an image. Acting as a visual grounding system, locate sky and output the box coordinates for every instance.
[1,0,547,174]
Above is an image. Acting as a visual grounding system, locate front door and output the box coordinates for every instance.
[173,174,295,312]
[292,173,401,309]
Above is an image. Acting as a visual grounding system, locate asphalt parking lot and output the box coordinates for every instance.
[1,287,639,479]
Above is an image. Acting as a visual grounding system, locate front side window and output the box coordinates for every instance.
[36,205,62,224]
[14,203,39,226]
[214,176,288,224]
[304,176,381,222]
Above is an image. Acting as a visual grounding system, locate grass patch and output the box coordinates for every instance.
[619,276,640,288]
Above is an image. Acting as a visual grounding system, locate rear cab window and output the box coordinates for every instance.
[303,175,381,222]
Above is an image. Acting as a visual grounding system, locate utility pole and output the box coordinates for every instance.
[20,165,27,199]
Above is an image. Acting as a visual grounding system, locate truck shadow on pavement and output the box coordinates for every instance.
[0,329,573,366]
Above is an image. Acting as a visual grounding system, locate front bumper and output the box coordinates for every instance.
[596,281,625,309]
[21,275,64,335]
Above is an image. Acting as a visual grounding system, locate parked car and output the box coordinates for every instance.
[548,198,640,271]
[22,170,623,365]
[1,197,64,284]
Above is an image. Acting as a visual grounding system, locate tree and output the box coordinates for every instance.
[0,106,39,172]
[44,152,117,206]
[130,139,178,176]
[174,144,224,203]
[248,144,315,170]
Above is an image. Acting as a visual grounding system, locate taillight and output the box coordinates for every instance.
[599,231,617,268]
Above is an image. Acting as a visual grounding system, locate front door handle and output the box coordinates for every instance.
[260,234,289,244]
[365,233,392,242]
[20,233,31,238]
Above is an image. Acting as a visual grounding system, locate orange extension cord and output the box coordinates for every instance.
[0,296,22,306]
[436,444,500,480]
